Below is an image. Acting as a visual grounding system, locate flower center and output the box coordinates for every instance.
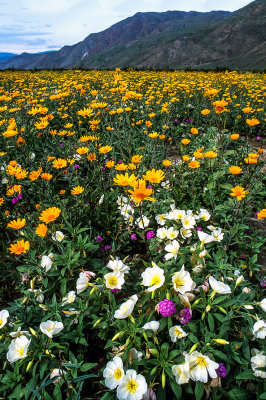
[126,379,138,393]
[174,276,184,289]
[16,346,25,356]
[108,277,118,287]
[114,368,123,380]
[150,275,161,286]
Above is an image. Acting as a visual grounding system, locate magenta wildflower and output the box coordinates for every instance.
[111,288,120,293]
[179,307,192,324]
[216,363,227,378]
[130,233,137,241]
[96,235,103,242]
[146,230,155,239]
[158,299,176,317]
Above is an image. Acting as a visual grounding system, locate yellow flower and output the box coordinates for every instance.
[201,109,210,115]
[113,173,137,187]
[131,155,143,164]
[242,107,252,114]
[29,168,42,181]
[257,209,266,220]
[7,218,26,229]
[181,139,191,145]
[39,207,61,224]
[71,186,84,195]
[0,198,4,206]
[244,157,258,164]
[212,100,228,113]
[99,145,112,154]
[230,134,240,140]
[191,128,198,134]
[35,223,48,237]
[52,158,67,169]
[115,163,128,171]
[188,160,200,168]
[162,160,171,167]
[87,153,96,162]
[9,239,30,255]
[34,120,49,129]
[143,169,165,183]
[128,179,156,203]
[41,173,53,180]
[76,147,89,154]
[183,155,190,162]
[204,151,218,158]
[230,186,248,201]
[246,118,260,126]
[105,160,115,168]
[229,166,242,174]
[60,190,66,194]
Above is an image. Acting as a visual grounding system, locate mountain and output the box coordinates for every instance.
[0,0,265,70]
[0,53,17,63]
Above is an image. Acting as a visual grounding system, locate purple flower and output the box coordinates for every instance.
[146,230,155,239]
[260,279,266,288]
[60,143,64,147]
[104,245,112,251]
[256,136,261,140]
[96,235,103,242]
[118,160,122,164]
[179,307,192,324]
[111,288,120,293]
[75,164,80,169]
[158,299,176,317]
[102,167,106,171]
[130,233,137,241]
[195,227,202,231]
[12,193,23,204]
[240,253,246,259]
[216,363,227,378]
[147,185,152,189]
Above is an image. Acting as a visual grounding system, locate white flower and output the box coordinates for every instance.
[253,320,266,339]
[76,272,90,294]
[127,348,143,364]
[103,356,124,389]
[62,291,76,305]
[117,369,147,400]
[209,276,231,294]
[198,231,216,245]
[211,228,224,242]
[169,325,188,342]
[0,310,9,329]
[251,349,266,378]
[142,321,160,332]
[164,240,180,260]
[117,196,128,207]
[197,209,211,221]
[98,194,105,205]
[180,227,192,239]
[141,262,165,292]
[155,214,167,226]
[2,177,8,184]
[52,231,64,242]
[114,295,138,319]
[29,152,35,160]
[41,255,53,272]
[258,298,266,312]
[156,227,168,239]
[10,327,29,338]
[172,360,190,384]
[166,227,179,240]
[120,204,134,217]
[107,258,130,274]
[7,335,31,363]
[50,368,66,384]
[136,216,150,229]
[166,209,185,221]
[172,265,195,294]
[105,271,125,290]
[40,320,64,338]
[181,215,196,230]
[187,351,219,383]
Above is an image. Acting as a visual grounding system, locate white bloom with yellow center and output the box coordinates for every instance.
[164,240,180,260]
[166,227,179,240]
[114,295,138,319]
[0,310,9,329]
[156,227,168,239]
[211,228,224,242]
[7,335,31,363]
[198,231,216,245]
[169,325,188,342]
[209,276,231,294]
[107,258,130,274]
[41,255,53,272]
[253,320,266,339]
[251,349,266,378]
[166,208,185,221]
[52,231,64,242]
[10,327,29,338]
[117,369,147,400]
[187,351,219,383]
[155,214,167,226]
[197,209,211,221]
[62,291,76,305]
[105,271,125,290]
[172,361,190,384]
[258,298,266,312]
[180,227,192,238]
[136,216,150,229]
[76,272,90,294]
[40,320,64,338]
[103,356,125,389]
[172,266,195,294]
[181,215,196,229]
[141,262,165,292]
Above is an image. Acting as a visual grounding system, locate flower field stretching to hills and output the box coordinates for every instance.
[0,69,265,400]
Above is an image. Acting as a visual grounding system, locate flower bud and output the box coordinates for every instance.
[212,339,229,345]
[189,343,199,353]
[161,371,166,388]
[235,275,244,286]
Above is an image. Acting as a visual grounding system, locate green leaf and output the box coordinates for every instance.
[170,381,182,399]
[207,314,214,332]
[195,381,204,400]
[81,363,97,371]
[236,370,255,379]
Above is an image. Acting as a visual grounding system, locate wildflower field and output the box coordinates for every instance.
[0,69,265,400]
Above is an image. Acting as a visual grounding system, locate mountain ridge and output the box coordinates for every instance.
[0,0,265,70]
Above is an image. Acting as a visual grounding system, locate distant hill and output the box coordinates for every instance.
[0,0,265,70]
[0,53,18,63]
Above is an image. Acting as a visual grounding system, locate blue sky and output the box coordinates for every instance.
[0,0,252,54]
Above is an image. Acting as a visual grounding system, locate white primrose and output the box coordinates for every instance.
[76,272,90,294]
[172,359,190,385]
[141,262,165,292]
[7,335,31,363]
[103,356,125,389]
[251,349,266,378]
[114,295,138,319]
[181,214,196,229]
[169,325,188,342]
[135,216,150,229]
[40,320,64,338]
[156,227,168,239]
[187,351,219,383]
[0,310,9,329]
[166,227,179,240]
[41,254,53,272]
[172,265,195,294]
[116,369,147,400]
[164,240,180,260]
[105,271,125,290]
[209,276,231,294]
[252,320,266,339]
[107,258,130,274]
[141,321,160,332]
[62,291,76,305]
[52,231,64,242]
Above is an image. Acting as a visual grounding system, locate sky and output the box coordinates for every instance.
[0,0,253,54]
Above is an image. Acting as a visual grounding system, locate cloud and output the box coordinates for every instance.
[22,0,84,15]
